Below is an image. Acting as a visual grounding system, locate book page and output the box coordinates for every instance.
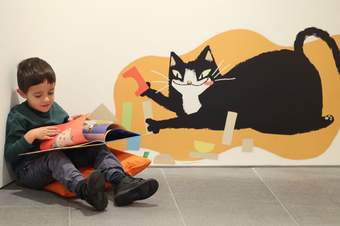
[40,116,88,150]
[83,120,111,141]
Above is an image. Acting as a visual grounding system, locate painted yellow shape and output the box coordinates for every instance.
[114,29,340,161]
[193,140,215,153]
[92,120,111,124]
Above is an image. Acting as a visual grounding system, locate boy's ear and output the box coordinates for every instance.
[17,88,27,99]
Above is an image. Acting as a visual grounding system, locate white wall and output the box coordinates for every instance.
[1,0,340,187]
[0,60,19,187]
[1,0,340,115]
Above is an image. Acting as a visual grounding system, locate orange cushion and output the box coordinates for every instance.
[44,148,151,198]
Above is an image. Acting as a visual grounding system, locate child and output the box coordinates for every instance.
[5,57,159,211]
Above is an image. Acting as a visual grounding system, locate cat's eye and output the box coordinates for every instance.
[172,70,182,79]
[199,69,211,79]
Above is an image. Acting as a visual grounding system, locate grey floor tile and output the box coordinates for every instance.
[0,183,69,208]
[255,167,340,226]
[284,204,340,226]
[2,167,340,226]
[164,168,296,226]
[0,206,69,226]
[70,168,184,226]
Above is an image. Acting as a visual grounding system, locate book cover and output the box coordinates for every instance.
[20,115,139,156]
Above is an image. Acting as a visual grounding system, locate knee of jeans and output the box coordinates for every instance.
[46,151,68,168]
[47,151,66,159]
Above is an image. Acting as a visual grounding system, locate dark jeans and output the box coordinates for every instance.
[15,146,125,192]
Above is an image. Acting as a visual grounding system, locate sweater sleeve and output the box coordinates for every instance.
[4,113,34,164]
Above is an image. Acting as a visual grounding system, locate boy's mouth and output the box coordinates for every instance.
[41,104,51,108]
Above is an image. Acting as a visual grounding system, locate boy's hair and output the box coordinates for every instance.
[17,57,56,93]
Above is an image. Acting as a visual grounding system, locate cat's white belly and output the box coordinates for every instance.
[182,95,201,114]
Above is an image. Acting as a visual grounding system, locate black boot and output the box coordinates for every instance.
[113,176,159,206]
[76,170,108,211]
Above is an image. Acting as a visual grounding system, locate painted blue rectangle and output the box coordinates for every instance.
[127,136,141,151]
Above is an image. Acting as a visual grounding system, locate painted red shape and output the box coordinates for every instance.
[123,67,149,96]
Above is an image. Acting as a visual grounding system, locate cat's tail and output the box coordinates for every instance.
[294,27,340,74]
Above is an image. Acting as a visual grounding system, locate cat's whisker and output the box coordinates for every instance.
[214,77,236,81]
[155,84,168,93]
[213,64,231,78]
[151,70,168,80]
[215,64,231,77]
[212,72,226,78]
[213,72,222,78]
[210,60,225,78]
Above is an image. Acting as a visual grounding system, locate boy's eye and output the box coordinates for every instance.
[48,92,54,95]
[34,95,42,98]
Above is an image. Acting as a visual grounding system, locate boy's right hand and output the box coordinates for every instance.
[24,126,60,144]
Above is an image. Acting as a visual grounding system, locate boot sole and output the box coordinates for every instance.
[114,179,159,206]
[87,171,108,211]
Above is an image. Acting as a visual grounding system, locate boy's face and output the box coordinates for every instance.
[18,80,55,112]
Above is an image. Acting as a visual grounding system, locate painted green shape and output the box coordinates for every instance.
[122,102,133,130]
[143,151,150,158]
[193,140,215,153]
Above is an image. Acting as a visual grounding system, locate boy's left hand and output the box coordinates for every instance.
[68,113,90,121]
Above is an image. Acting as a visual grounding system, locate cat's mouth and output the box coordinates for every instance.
[172,78,210,86]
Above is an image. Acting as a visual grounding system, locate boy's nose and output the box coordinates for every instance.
[43,96,50,102]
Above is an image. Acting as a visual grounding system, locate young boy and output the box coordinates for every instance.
[5,57,159,211]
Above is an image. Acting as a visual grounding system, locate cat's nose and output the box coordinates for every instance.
[187,81,192,85]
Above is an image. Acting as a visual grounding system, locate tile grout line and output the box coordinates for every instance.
[252,168,300,226]
[0,205,66,209]
[161,169,188,226]
[68,207,71,226]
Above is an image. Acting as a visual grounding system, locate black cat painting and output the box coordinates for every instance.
[140,27,340,135]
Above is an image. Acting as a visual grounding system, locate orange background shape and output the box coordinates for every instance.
[113,29,340,161]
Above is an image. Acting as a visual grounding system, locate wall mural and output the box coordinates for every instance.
[111,27,340,165]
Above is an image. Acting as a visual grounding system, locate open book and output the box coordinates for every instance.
[20,115,139,156]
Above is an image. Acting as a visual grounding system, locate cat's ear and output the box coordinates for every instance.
[170,52,184,67]
[197,46,214,62]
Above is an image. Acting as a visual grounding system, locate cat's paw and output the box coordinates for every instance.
[140,82,151,96]
[324,114,334,122]
[145,118,160,133]
[146,82,151,88]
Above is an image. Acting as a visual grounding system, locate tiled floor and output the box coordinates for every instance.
[1,167,340,226]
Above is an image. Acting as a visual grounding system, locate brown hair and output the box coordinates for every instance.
[17,57,56,93]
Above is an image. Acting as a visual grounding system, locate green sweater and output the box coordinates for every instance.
[5,101,69,169]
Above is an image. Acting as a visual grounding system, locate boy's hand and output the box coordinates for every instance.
[68,113,90,121]
[24,126,60,144]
